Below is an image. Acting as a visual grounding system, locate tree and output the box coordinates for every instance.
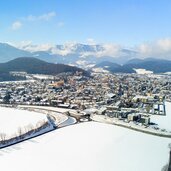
[18,127,24,139]
[3,92,11,103]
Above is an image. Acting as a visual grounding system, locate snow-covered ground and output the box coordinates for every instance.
[18,105,76,113]
[92,67,109,73]
[0,107,47,136]
[134,68,153,74]
[0,122,170,171]
[31,74,55,80]
[164,72,171,75]
[0,80,35,84]
[0,104,171,171]
[151,102,171,131]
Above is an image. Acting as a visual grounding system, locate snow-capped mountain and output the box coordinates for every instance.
[1,42,171,73]
[0,43,137,65]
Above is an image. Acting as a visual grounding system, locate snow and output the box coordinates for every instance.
[92,67,109,73]
[31,74,54,80]
[58,116,76,127]
[134,68,153,74]
[86,64,96,68]
[0,105,171,170]
[0,107,47,136]
[0,80,35,84]
[76,60,87,65]
[164,72,171,75]
[151,101,171,131]
[18,105,76,113]
[0,122,170,171]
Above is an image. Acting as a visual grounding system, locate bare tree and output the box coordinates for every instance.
[18,127,24,138]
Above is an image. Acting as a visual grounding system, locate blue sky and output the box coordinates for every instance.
[0,0,171,45]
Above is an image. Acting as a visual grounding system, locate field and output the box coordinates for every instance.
[0,107,47,137]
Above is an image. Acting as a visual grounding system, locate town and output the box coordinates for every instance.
[0,71,171,133]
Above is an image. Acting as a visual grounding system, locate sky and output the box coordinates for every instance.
[0,0,171,46]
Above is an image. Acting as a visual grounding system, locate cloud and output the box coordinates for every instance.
[51,42,78,56]
[96,44,122,57]
[157,38,171,51]
[11,38,171,60]
[10,12,56,32]
[12,41,132,58]
[80,44,122,58]
[26,12,56,21]
[17,42,75,56]
[137,38,171,59]
[11,21,22,30]
[18,43,54,52]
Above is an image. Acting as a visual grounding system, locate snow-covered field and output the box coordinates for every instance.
[151,101,171,131]
[0,122,170,171]
[0,80,35,84]
[0,107,47,136]
[92,67,109,73]
[31,74,54,80]
[134,68,153,74]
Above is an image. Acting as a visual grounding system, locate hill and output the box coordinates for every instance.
[95,61,120,69]
[125,58,144,65]
[94,61,135,73]
[0,57,88,78]
[95,58,171,73]
[125,58,171,73]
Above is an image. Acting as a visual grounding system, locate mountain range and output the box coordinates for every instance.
[0,43,171,74]
[0,43,136,64]
[95,58,171,73]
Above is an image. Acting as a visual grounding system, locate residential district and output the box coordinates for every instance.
[0,71,171,135]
